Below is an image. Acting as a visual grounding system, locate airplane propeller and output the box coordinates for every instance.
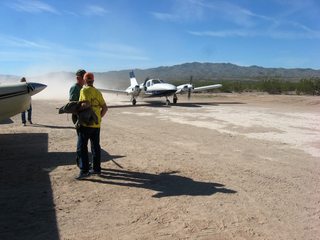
[188,75,193,100]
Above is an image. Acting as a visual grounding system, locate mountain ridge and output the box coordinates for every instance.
[1,62,320,89]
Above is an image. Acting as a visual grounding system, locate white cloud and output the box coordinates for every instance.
[186,1,320,39]
[152,0,320,40]
[8,0,58,14]
[85,5,108,16]
[150,0,259,26]
[150,0,204,22]
[191,0,280,28]
[150,12,178,22]
[197,1,256,27]
[189,30,254,37]
[0,35,51,49]
[272,0,319,17]
[188,27,320,39]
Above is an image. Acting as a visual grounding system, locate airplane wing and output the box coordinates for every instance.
[0,82,46,121]
[176,83,222,94]
[192,84,222,92]
[98,88,128,94]
[175,83,222,100]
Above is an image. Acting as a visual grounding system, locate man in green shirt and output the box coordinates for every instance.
[69,69,86,123]
[69,69,86,168]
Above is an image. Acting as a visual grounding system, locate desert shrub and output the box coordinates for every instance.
[296,77,320,95]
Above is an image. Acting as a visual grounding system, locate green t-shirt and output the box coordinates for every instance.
[69,83,82,101]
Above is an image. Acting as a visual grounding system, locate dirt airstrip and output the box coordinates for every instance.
[0,93,319,240]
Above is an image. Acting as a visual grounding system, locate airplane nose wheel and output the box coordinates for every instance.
[132,98,136,105]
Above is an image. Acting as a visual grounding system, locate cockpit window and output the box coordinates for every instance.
[152,79,164,84]
[152,79,160,84]
[145,79,166,87]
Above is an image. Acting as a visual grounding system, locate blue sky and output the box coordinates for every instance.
[0,0,319,75]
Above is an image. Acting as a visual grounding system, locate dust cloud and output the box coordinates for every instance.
[0,75,20,84]
[32,74,128,103]
[0,71,129,103]
[31,72,74,100]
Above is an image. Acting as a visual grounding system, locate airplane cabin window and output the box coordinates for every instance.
[153,79,161,84]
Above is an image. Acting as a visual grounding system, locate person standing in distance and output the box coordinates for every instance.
[20,77,32,126]
[77,72,108,179]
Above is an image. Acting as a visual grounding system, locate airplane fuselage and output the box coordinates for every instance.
[0,82,47,121]
[140,82,177,98]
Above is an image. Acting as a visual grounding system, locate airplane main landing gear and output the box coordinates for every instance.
[132,98,136,105]
[165,96,170,106]
[173,94,178,104]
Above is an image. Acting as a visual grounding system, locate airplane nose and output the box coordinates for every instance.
[28,82,47,96]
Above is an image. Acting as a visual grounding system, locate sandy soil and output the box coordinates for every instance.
[0,93,319,240]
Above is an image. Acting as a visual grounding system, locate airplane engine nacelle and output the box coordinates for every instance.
[182,85,189,92]
[131,85,140,96]
[176,84,193,94]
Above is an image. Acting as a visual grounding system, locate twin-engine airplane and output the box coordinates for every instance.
[0,82,47,121]
[99,71,222,105]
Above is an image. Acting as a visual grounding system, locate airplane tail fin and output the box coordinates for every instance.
[129,71,138,87]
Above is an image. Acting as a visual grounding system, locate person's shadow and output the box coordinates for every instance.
[84,168,236,198]
[0,132,235,240]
